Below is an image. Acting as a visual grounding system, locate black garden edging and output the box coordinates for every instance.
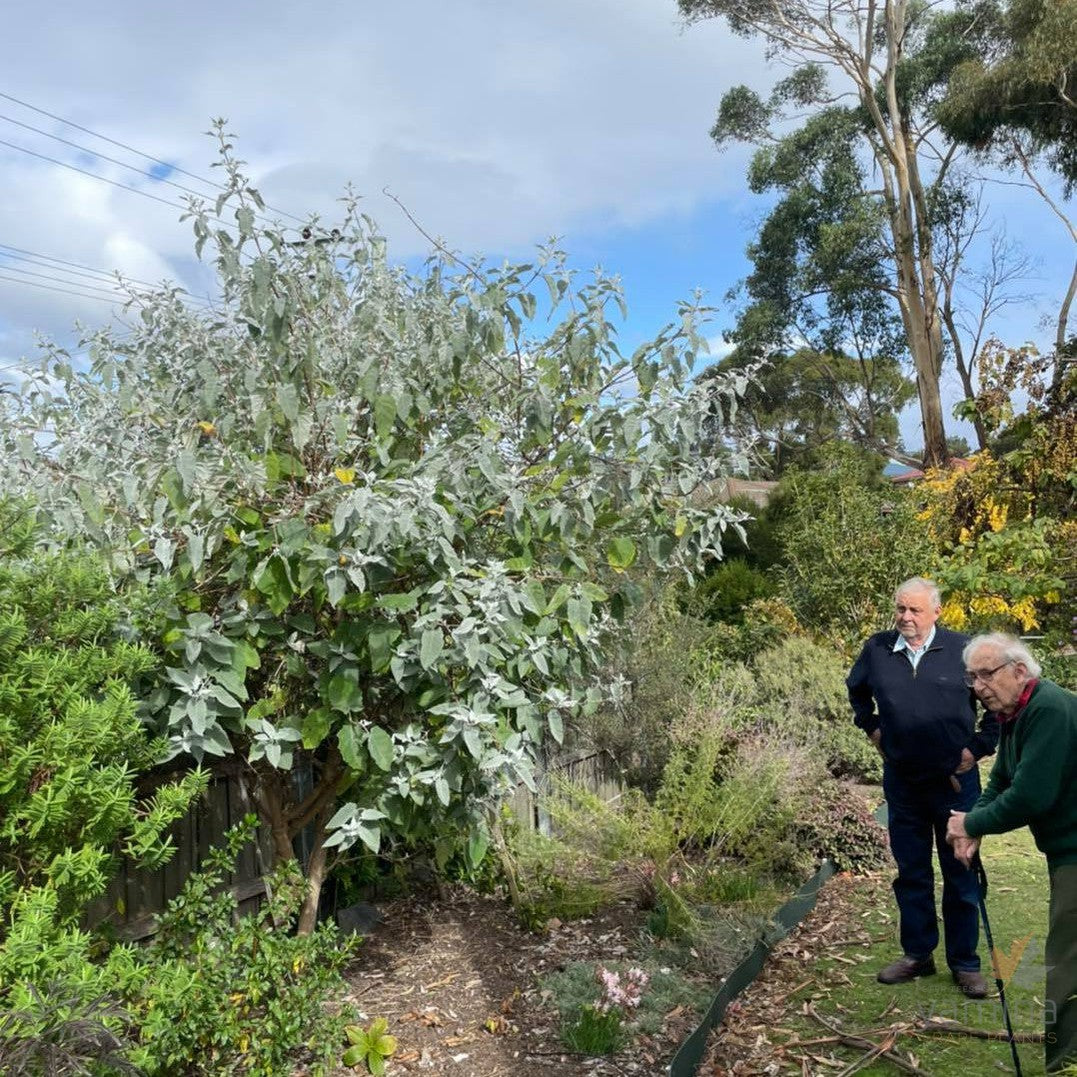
[667,801,888,1075]
[666,858,838,1076]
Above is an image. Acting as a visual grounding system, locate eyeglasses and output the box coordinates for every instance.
[963,661,1013,687]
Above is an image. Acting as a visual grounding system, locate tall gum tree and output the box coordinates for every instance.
[680,0,978,466]
[936,0,1077,395]
[0,132,747,933]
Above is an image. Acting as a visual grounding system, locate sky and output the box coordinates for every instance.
[1,0,1073,452]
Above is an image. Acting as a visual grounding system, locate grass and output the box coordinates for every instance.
[779,823,1052,1075]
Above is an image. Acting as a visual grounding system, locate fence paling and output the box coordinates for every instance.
[85,749,623,940]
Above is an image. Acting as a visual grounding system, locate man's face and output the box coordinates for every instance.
[965,646,1028,712]
[894,588,939,644]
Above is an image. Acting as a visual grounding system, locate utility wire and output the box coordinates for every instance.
[0,242,213,307]
[0,271,139,305]
[0,242,161,291]
[0,136,189,212]
[0,111,229,205]
[0,88,308,225]
[0,263,157,302]
[0,135,252,256]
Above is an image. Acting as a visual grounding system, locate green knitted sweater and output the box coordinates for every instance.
[964,678,1077,869]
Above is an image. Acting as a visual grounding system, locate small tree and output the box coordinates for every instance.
[2,131,745,931]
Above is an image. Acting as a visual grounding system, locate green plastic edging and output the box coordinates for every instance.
[667,858,838,1077]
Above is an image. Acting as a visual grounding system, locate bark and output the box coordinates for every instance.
[245,749,346,936]
[296,800,334,936]
[941,303,989,449]
[1053,256,1077,397]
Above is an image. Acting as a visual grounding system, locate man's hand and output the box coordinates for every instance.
[954,748,976,774]
[946,810,969,843]
[869,729,884,757]
[952,836,981,868]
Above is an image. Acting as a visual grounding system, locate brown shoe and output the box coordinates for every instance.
[877,955,937,984]
[952,970,988,998]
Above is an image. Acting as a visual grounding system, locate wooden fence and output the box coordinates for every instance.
[85,750,624,941]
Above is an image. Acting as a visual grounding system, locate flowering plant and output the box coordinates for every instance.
[562,966,650,1055]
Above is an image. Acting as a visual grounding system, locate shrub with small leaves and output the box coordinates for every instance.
[130,818,357,1076]
[794,780,887,873]
[0,501,205,1075]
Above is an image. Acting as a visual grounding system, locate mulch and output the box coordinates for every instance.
[319,885,704,1077]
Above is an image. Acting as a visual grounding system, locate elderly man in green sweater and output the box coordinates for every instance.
[946,632,1077,1074]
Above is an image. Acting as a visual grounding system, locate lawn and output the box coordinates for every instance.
[703,800,1054,1075]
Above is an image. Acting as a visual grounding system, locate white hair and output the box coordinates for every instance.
[894,577,941,607]
[963,632,1042,679]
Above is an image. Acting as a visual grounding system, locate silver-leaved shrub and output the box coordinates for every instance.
[1,127,747,929]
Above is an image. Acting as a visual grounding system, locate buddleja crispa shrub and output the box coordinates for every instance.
[1,126,748,929]
[0,499,205,1074]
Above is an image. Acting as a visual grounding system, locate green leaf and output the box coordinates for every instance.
[326,673,363,713]
[606,536,637,572]
[419,628,443,670]
[545,583,570,614]
[358,823,381,854]
[467,831,489,869]
[521,579,546,615]
[367,624,400,672]
[253,555,294,615]
[338,724,362,768]
[374,394,397,438]
[376,591,418,612]
[302,708,332,750]
[367,726,395,771]
[548,712,564,744]
[342,1045,364,1067]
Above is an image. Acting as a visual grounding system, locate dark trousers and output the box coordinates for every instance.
[1046,862,1077,1073]
[883,764,982,971]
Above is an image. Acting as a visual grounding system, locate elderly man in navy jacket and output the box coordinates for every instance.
[847,577,999,998]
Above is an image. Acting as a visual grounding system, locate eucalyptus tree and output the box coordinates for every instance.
[936,0,1077,388]
[679,0,991,466]
[1,135,745,931]
[709,106,917,468]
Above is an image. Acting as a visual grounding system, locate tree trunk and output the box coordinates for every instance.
[875,19,949,469]
[941,305,989,450]
[296,801,334,936]
[1052,256,1077,396]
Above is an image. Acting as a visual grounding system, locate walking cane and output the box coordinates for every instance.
[974,854,1023,1076]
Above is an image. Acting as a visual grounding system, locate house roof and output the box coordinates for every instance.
[888,457,974,485]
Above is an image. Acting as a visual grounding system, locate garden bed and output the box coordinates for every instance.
[317,885,732,1077]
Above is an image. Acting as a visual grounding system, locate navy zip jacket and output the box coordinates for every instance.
[847,627,999,779]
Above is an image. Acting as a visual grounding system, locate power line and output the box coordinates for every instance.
[0,270,138,306]
[0,242,160,291]
[0,110,225,205]
[0,88,307,225]
[0,136,189,212]
[0,263,155,302]
[0,242,214,306]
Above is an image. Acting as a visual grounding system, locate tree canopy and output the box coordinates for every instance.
[0,133,745,930]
